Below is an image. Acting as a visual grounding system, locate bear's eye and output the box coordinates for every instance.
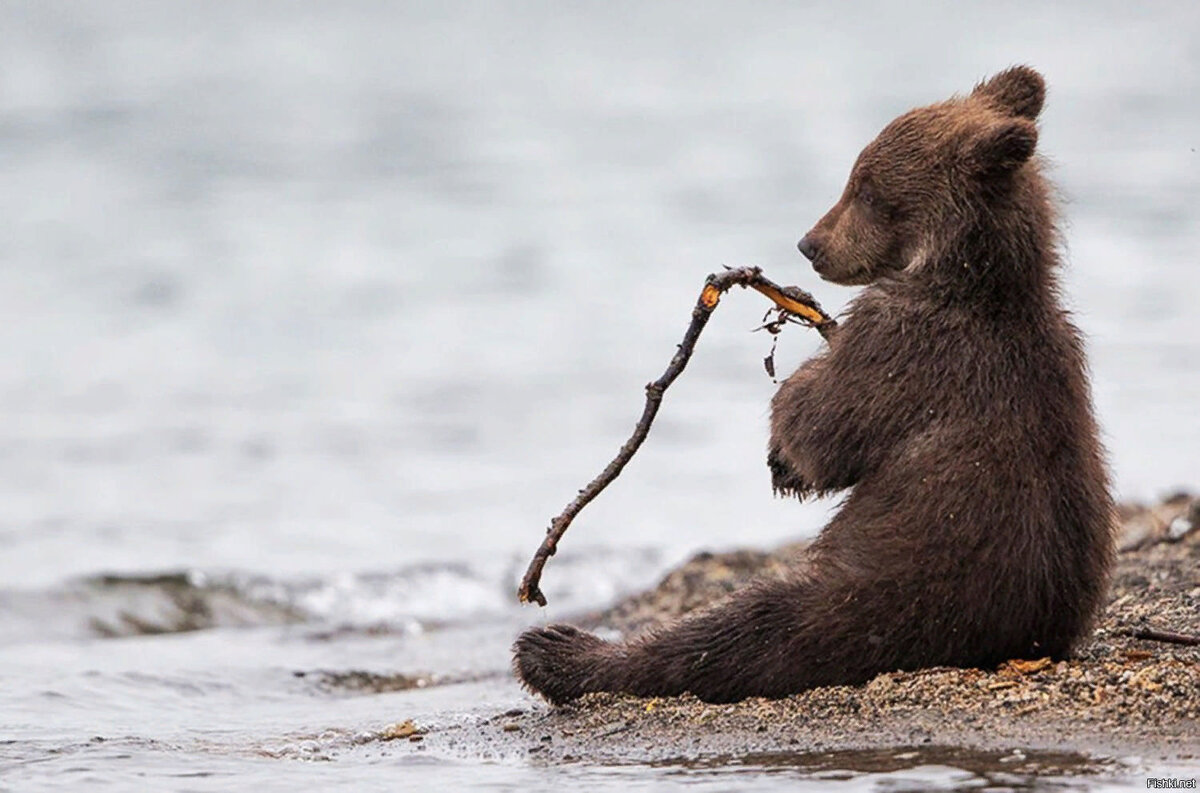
[858,182,897,220]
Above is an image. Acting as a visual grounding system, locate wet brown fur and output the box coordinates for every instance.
[514,67,1115,704]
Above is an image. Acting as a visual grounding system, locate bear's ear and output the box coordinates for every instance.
[964,118,1038,176]
[972,65,1045,120]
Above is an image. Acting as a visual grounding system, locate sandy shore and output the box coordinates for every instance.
[387,493,1199,770]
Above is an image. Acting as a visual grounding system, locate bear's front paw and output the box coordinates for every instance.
[768,447,812,500]
[512,624,609,705]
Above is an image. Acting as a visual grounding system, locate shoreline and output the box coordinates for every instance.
[389,493,1199,774]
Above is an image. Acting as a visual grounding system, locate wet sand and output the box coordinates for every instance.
[393,494,1199,769]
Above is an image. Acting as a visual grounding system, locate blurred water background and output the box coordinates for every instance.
[0,1,1197,789]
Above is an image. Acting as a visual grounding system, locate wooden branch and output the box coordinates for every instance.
[517,266,835,606]
[1130,628,1200,647]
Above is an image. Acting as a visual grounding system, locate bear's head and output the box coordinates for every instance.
[797,66,1046,285]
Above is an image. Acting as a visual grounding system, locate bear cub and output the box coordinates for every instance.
[514,66,1115,704]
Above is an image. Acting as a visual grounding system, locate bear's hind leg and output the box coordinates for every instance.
[513,577,835,704]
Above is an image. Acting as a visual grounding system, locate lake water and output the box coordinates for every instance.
[1,2,1197,790]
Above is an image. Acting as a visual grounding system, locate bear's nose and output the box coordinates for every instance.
[797,235,820,262]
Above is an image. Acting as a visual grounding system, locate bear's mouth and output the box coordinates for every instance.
[812,259,872,287]
[823,272,873,287]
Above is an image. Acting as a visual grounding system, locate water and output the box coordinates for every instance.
[1,2,1197,789]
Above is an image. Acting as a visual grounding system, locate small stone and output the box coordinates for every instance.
[378,720,422,741]
[1167,516,1193,541]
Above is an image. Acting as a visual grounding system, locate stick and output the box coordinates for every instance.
[1130,628,1200,647]
[517,266,835,606]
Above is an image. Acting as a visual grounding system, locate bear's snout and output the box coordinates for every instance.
[797,234,820,263]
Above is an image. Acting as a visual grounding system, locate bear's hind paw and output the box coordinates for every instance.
[512,624,609,705]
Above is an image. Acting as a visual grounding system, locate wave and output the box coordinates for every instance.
[0,546,665,645]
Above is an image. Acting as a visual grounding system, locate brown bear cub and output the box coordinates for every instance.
[514,66,1115,705]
